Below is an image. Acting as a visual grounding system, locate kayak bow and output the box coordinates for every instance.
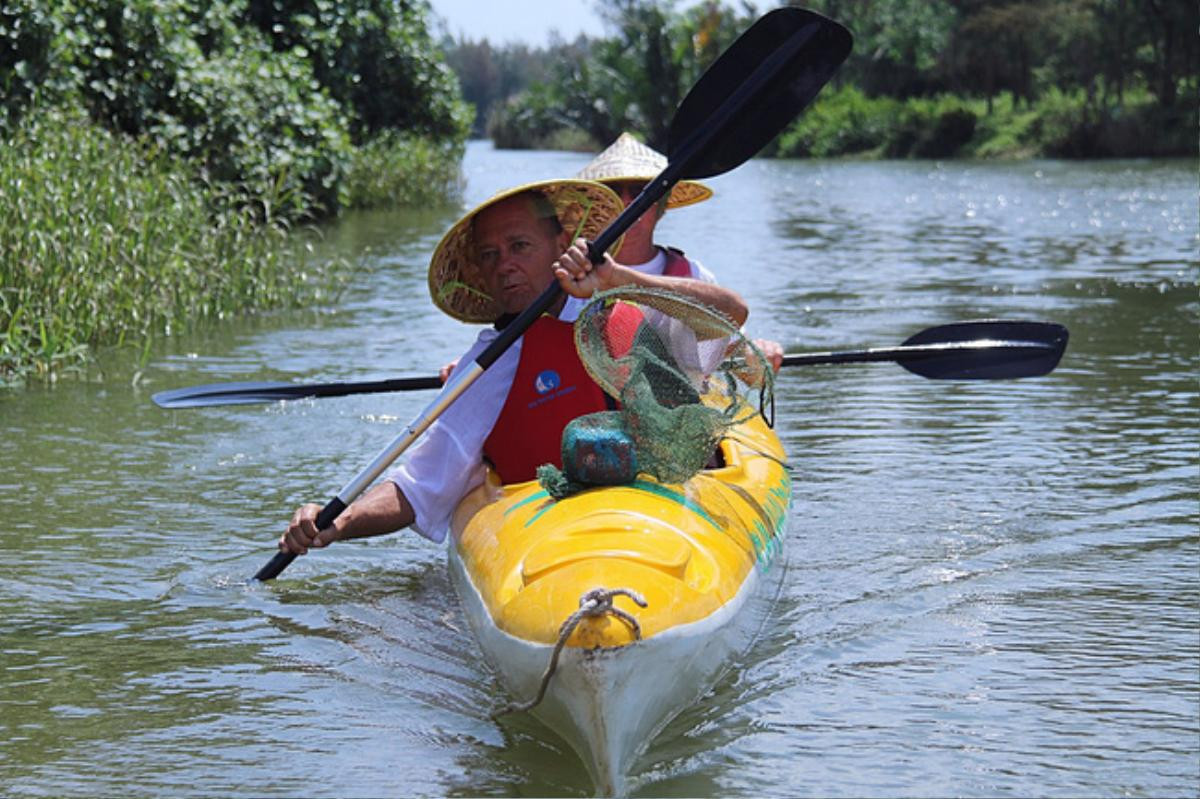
[448,401,789,793]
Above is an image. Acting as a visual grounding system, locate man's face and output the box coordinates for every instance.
[607,180,646,205]
[606,180,664,228]
[473,196,567,315]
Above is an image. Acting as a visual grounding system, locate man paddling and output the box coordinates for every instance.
[576,132,785,376]
[279,179,749,556]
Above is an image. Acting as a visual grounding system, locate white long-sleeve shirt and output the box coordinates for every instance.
[390,251,715,541]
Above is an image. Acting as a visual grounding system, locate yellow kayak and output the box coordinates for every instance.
[448,402,790,793]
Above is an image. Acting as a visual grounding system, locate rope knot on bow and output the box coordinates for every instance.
[492,586,648,718]
[576,587,648,638]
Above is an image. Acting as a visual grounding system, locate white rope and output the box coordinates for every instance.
[492,587,648,718]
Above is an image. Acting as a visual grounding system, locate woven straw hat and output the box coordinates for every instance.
[575,132,713,209]
[428,179,625,324]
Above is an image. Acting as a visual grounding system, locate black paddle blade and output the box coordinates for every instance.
[152,376,443,409]
[668,7,852,179]
[590,7,850,256]
[899,320,1069,380]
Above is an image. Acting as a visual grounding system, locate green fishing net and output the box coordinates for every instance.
[537,286,775,498]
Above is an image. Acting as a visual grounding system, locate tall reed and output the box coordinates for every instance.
[0,108,347,384]
[342,131,465,210]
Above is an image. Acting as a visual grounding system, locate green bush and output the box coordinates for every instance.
[966,95,1040,158]
[0,0,57,126]
[775,86,1195,160]
[886,97,977,158]
[1029,87,1198,158]
[156,38,354,218]
[777,88,981,159]
[1102,98,1198,157]
[776,86,898,157]
[487,83,571,149]
[44,0,354,218]
[242,0,471,143]
[0,1,470,384]
[0,108,347,384]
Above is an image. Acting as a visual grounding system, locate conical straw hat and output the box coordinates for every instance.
[428,179,625,324]
[575,132,713,209]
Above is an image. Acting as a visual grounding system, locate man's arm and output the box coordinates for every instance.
[279,480,416,556]
[553,238,749,327]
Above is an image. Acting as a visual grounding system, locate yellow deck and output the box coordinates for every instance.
[450,407,791,648]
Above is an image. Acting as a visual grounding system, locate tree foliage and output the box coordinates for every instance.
[473,0,758,150]
[442,36,558,136]
[445,0,1197,157]
[243,0,469,142]
[0,0,469,217]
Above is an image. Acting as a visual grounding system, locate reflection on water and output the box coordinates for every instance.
[1,145,1196,797]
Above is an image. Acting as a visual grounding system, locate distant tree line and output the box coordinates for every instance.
[442,0,1197,158]
[441,36,560,138]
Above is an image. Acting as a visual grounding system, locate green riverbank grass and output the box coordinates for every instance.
[0,109,349,385]
[343,131,465,210]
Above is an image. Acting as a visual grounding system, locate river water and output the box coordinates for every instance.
[2,142,1197,797]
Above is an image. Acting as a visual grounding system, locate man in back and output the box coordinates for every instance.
[577,132,784,375]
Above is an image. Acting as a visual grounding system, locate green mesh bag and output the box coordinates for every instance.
[537,286,775,498]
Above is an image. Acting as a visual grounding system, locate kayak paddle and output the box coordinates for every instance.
[154,320,1067,409]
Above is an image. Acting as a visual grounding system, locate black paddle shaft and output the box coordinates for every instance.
[254,498,345,581]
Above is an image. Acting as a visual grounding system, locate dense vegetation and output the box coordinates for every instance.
[1,0,470,384]
[4,0,1194,384]
[444,0,1197,158]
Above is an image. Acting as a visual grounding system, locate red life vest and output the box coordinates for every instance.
[592,248,691,356]
[662,247,693,277]
[601,248,690,375]
[482,251,692,483]
[483,315,612,483]
[602,301,646,359]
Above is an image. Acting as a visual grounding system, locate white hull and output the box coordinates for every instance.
[448,545,773,795]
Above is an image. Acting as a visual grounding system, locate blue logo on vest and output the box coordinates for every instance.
[534,370,561,395]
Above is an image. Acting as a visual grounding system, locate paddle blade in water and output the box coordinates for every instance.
[668,7,852,179]
[899,320,1069,380]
